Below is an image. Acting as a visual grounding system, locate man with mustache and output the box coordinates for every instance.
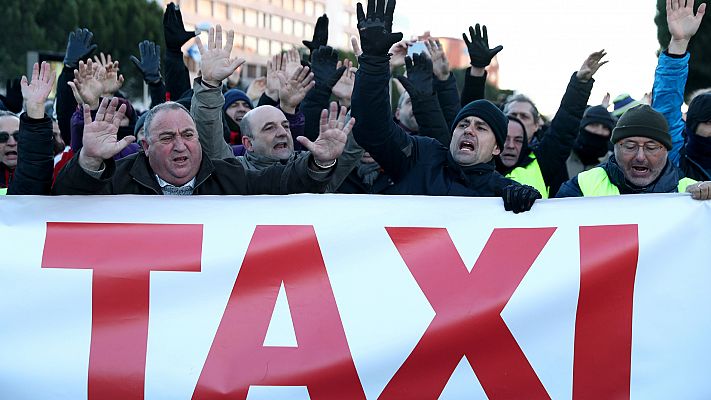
[556,104,711,200]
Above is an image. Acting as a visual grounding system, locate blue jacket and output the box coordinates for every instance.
[651,51,688,166]
[351,55,514,197]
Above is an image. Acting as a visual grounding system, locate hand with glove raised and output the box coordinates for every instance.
[501,183,541,214]
[130,40,162,84]
[303,14,329,60]
[311,46,347,91]
[0,78,23,114]
[356,0,403,57]
[395,52,434,99]
[163,2,195,53]
[63,28,98,68]
[462,23,502,69]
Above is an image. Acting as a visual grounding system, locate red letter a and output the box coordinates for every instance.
[42,222,203,400]
[192,226,365,399]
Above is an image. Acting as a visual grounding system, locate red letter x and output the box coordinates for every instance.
[380,227,556,399]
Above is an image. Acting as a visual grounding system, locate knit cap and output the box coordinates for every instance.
[611,104,671,149]
[686,93,711,136]
[452,100,508,150]
[223,89,253,111]
[612,93,642,117]
[581,105,615,132]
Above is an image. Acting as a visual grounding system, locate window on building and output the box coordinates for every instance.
[245,36,257,53]
[294,0,304,13]
[230,7,243,23]
[271,15,282,33]
[197,0,211,16]
[304,23,313,39]
[234,34,244,49]
[213,1,227,19]
[283,0,293,10]
[271,0,281,5]
[258,38,270,56]
[314,2,325,16]
[283,18,293,35]
[294,20,304,37]
[305,0,314,16]
[245,9,257,27]
[180,0,196,12]
[247,64,258,78]
[271,41,282,56]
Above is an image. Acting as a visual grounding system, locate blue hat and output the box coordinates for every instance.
[223,89,253,111]
[452,100,508,150]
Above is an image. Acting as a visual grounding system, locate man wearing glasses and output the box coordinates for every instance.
[0,111,20,192]
[556,104,711,200]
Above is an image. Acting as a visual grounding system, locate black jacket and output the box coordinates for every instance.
[52,150,332,195]
[679,147,711,181]
[351,55,514,197]
[556,156,690,197]
[7,114,54,195]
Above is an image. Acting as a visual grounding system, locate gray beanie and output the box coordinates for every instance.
[610,104,671,150]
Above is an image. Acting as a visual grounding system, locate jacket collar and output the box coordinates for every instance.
[128,151,214,194]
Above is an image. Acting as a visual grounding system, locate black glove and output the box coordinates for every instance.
[163,2,195,52]
[63,28,98,68]
[462,24,503,68]
[311,46,347,90]
[356,0,403,57]
[0,79,23,113]
[395,53,433,98]
[130,40,162,84]
[303,14,329,60]
[502,184,541,214]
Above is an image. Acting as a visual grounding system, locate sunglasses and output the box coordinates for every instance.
[0,131,19,144]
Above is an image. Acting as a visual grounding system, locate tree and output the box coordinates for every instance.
[655,0,711,101]
[0,0,163,99]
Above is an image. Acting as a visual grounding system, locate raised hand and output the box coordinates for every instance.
[332,59,357,107]
[278,66,315,114]
[21,62,56,119]
[96,57,124,96]
[246,77,267,102]
[601,92,611,109]
[311,46,347,91]
[68,59,103,109]
[284,48,302,83]
[196,24,245,87]
[462,23,503,68]
[92,52,114,70]
[667,0,706,54]
[163,2,196,52]
[356,0,403,57]
[425,38,450,81]
[396,52,434,97]
[265,53,286,101]
[64,28,98,68]
[388,40,412,71]
[576,50,608,82]
[130,40,162,84]
[78,97,136,171]
[297,101,355,165]
[303,14,329,59]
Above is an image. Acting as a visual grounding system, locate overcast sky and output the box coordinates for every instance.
[392,0,662,116]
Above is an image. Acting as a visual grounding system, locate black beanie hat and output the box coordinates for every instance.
[686,93,711,137]
[610,104,671,150]
[581,105,615,132]
[452,100,508,150]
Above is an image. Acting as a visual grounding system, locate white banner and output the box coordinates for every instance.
[0,194,710,400]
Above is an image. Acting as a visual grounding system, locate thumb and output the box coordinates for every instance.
[351,36,362,56]
[302,40,314,49]
[389,32,404,45]
[489,45,503,58]
[296,136,316,152]
[130,55,142,71]
[329,65,347,86]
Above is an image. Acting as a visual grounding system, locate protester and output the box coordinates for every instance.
[556,104,711,199]
[652,0,709,181]
[566,105,616,177]
[351,0,541,213]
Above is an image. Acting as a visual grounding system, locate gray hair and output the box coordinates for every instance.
[503,94,541,122]
[240,111,254,139]
[143,102,192,143]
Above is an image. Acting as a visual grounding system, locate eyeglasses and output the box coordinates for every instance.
[0,131,19,144]
[618,141,664,156]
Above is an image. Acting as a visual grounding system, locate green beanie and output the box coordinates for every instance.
[611,104,671,150]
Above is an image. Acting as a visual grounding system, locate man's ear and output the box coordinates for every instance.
[492,144,501,157]
[140,138,149,152]
[241,135,253,151]
[395,108,401,120]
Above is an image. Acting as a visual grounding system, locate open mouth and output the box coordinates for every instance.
[4,151,17,158]
[459,140,475,152]
[173,156,189,163]
[631,166,649,174]
[273,143,288,150]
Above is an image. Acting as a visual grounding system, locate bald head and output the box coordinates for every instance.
[240,106,295,160]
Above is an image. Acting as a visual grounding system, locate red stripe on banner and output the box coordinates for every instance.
[381,227,556,400]
[573,224,638,400]
[41,222,203,400]
[192,225,365,399]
